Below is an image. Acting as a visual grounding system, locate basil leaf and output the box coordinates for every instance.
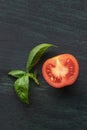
[26,43,56,71]
[8,70,26,78]
[14,75,29,104]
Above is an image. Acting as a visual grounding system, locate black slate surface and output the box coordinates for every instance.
[0,0,87,130]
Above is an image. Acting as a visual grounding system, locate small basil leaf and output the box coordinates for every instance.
[8,70,26,78]
[26,43,56,71]
[14,75,29,104]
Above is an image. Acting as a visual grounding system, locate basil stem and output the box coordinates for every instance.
[28,71,39,85]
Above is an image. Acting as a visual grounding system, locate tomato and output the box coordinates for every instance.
[42,54,79,88]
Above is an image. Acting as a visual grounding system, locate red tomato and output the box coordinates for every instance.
[42,54,79,88]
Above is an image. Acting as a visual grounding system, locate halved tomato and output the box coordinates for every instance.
[42,54,79,88]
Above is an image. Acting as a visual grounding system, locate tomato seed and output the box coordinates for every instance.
[56,77,62,83]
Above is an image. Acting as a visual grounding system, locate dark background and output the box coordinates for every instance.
[0,0,87,130]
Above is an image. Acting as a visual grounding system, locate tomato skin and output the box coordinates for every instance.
[42,54,79,88]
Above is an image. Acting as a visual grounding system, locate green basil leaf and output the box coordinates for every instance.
[14,75,29,104]
[8,70,26,78]
[26,43,56,71]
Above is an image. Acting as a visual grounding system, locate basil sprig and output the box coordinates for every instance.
[8,43,56,104]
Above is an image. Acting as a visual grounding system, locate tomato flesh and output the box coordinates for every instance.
[42,54,79,88]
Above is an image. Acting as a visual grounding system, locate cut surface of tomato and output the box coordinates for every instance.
[42,54,79,88]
